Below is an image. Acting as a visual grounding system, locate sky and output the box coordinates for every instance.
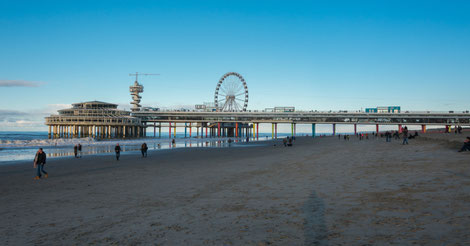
[1,0,469,131]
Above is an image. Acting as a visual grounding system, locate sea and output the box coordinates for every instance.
[0,131,296,163]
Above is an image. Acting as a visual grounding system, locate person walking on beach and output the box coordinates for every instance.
[34,148,47,180]
[78,143,82,158]
[283,137,287,147]
[73,144,78,158]
[141,143,148,157]
[115,143,121,161]
[402,129,409,145]
[458,137,470,152]
[393,131,400,140]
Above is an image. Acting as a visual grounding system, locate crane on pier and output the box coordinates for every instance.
[129,72,160,112]
[129,72,160,83]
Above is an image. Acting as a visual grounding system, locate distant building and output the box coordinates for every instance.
[195,102,217,112]
[365,106,401,113]
[142,107,160,112]
[265,107,295,112]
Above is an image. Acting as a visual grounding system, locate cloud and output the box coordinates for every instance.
[0,109,28,116]
[0,104,71,131]
[0,80,44,87]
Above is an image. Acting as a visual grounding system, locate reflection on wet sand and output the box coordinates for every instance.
[1,138,263,163]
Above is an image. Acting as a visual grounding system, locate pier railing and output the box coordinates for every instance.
[132,111,470,125]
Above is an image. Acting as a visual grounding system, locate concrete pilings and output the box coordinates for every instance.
[47,125,144,139]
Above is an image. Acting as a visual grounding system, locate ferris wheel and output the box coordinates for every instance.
[214,72,249,112]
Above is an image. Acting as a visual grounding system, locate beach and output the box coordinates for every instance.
[1,133,469,245]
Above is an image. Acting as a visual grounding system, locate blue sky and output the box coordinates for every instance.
[1,0,469,130]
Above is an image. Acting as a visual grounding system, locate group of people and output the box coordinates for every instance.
[357,133,369,140]
[113,142,149,161]
[382,127,420,145]
[450,126,464,134]
[282,136,294,147]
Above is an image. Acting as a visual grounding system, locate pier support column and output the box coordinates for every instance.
[376,124,379,135]
[169,122,172,138]
[312,123,316,138]
[332,124,336,136]
[256,123,259,139]
[48,126,51,139]
[185,123,187,138]
[236,123,239,138]
[275,123,277,139]
[218,123,221,137]
[354,124,357,135]
[159,123,161,138]
[271,123,274,139]
[201,124,204,138]
[253,123,255,138]
[189,123,192,138]
[205,125,208,138]
[174,124,176,138]
[421,125,426,133]
[291,123,294,136]
[398,124,402,133]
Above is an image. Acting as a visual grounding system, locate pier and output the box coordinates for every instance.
[45,72,470,139]
[134,110,470,139]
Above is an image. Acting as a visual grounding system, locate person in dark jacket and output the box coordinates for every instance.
[73,145,78,158]
[78,143,82,158]
[34,148,48,180]
[458,137,470,152]
[115,143,121,161]
[402,128,409,145]
[141,143,148,157]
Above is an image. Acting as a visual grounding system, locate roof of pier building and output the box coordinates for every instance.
[57,101,129,117]
[46,101,141,126]
[71,101,118,109]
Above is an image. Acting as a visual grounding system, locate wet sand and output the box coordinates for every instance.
[1,133,469,245]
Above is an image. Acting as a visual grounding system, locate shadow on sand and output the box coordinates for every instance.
[303,191,329,245]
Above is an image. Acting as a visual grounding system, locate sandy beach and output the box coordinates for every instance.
[1,133,469,245]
